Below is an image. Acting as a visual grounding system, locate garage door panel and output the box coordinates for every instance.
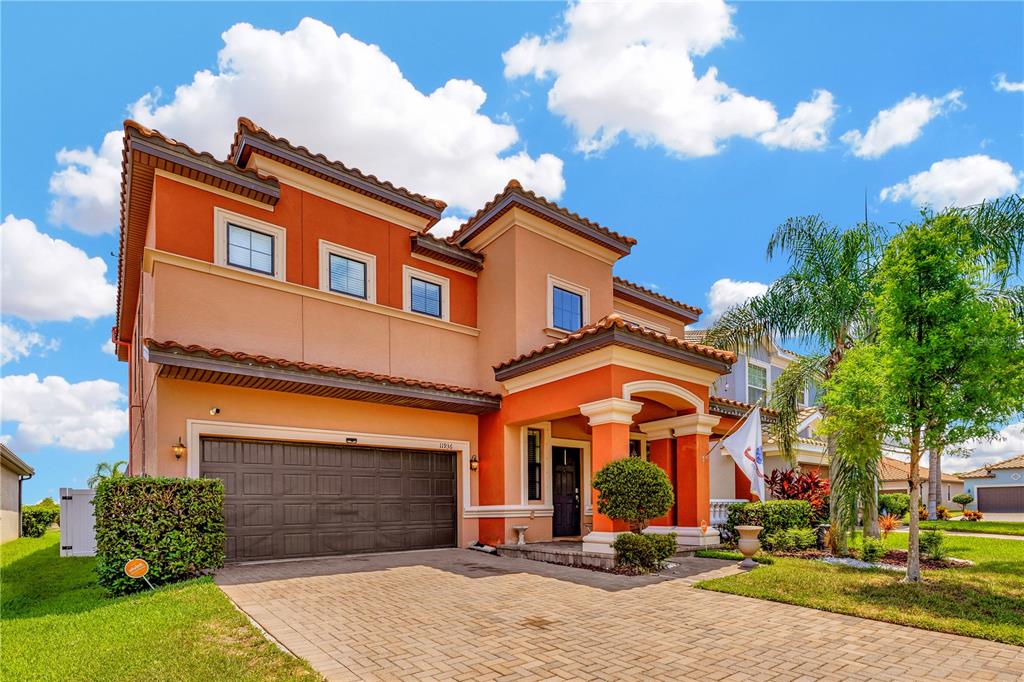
[978,486,1024,513]
[202,438,457,562]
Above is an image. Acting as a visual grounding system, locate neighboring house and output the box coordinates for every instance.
[1,444,34,543]
[958,454,1024,513]
[114,118,762,561]
[684,331,828,482]
[878,456,964,507]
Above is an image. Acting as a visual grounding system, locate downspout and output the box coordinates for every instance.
[17,471,33,538]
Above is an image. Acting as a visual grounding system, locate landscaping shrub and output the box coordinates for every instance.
[764,469,831,524]
[919,505,951,521]
[21,504,59,538]
[613,532,676,573]
[763,527,817,553]
[859,537,886,563]
[962,509,984,521]
[919,530,947,561]
[878,493,910,518]
[952,493,974,512]
[592,457,674,531]
[94,477,225,595]
[878,513,901,537]
[725,500,813,543]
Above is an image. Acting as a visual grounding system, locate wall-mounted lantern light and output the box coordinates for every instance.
[469,455,480,472]
[171,437,187,460]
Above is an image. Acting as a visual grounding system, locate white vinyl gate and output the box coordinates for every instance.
[59,488,96,557]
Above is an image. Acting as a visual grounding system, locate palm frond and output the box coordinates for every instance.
[767,354,828,465]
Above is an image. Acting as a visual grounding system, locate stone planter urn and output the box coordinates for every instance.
[736,525,763,569]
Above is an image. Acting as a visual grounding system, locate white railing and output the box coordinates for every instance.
[711,498,746,529]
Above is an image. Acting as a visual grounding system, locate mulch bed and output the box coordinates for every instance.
[877,549,973,570]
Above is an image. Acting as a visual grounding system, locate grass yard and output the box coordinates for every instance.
[696,532,1024,646]
[919,519,1024,536]
[1,531,320,681]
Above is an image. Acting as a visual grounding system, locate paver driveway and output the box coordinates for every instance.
[217,549,1024,681]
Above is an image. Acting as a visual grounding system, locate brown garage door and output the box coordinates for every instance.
[200,438,457,562]
[977,486,1024,513]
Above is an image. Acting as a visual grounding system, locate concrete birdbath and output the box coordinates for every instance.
[736,525,764,569]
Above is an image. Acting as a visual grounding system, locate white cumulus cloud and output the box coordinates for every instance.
[706,278,769,322]
[48,18,565,235]
[101,339,116,356]
[994,74,1024,93]
[880,155,1021,209]
[502,0,834,157]
[1,373,127,451]
[942,422,1024,474]
[1,215,116,322]
[840,90,963,159]
[1,324,59,365]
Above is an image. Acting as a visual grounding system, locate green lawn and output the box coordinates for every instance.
[1,531,320,681]
[696,533,1024,646]
[920,519,1024,536]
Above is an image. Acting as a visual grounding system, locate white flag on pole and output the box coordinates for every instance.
[720,407,766,501]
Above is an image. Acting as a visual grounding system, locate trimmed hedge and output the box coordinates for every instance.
[613,531,676,573]
[21,503,60,538]
[592,458,674,529]
[725,500,813,542]
[879,493,910,518]
[94,477,225,595]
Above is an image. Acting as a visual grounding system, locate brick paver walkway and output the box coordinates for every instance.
[217,549,1024,681]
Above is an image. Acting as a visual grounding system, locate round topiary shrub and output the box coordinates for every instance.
[592,457,674,531]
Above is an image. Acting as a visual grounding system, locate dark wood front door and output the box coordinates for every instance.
[552,446,581,537]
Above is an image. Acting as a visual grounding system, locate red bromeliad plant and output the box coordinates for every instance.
[764,469,831,524]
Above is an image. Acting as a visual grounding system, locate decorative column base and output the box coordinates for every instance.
[581,531,623,555]
[643,525,721,547]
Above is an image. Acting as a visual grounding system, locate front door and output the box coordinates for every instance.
[552,446,581,537]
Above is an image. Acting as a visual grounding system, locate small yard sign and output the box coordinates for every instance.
[124,558,154,589]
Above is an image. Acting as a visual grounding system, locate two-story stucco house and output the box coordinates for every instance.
[115,118,767,562]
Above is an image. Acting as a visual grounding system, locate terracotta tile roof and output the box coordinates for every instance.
[115,120,281,354]
[709,396,779,419]
[410,232,484,272]
[764,432,825,447]
[613,277,702,316]
[683,330,708,343]
[146,339,499,400]
[958,453,1024,479]
[493,314,735,375]
[230,117,447,219]
[447,179,636,254]
[797,406,820,423]
[879,456,962,484]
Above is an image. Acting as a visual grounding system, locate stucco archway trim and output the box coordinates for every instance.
[622,379,705,414]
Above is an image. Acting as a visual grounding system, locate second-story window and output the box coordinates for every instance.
[410,277,442,317]
[227,224,274,275]
[552,286,583,331]
[747,361,768,405]
[328,254,367,299]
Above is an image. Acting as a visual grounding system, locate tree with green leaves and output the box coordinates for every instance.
[870,212,1024,581]
[707,215,885,550]
[87,460,127,489]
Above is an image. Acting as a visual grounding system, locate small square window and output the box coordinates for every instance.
[552,286,583,331]
[227,224,274,275]
[410,277,442,317]
[328,253,367,299]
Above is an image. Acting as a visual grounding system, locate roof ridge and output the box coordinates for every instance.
[493,313,735,372]
[447,179,636,249]
[613,276,703,315]
[230,117,447,212]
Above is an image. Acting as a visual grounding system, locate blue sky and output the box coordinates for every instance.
[3,1,1023,501]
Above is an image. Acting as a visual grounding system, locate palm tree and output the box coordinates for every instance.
[88,460,127,488]
[706,215,886,551]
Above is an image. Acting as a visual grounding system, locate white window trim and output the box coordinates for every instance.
[214,207,286,281]
[402,264,450,321]
[746,356,770,405]
[318,239,377,304]
[547,274,590,332]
